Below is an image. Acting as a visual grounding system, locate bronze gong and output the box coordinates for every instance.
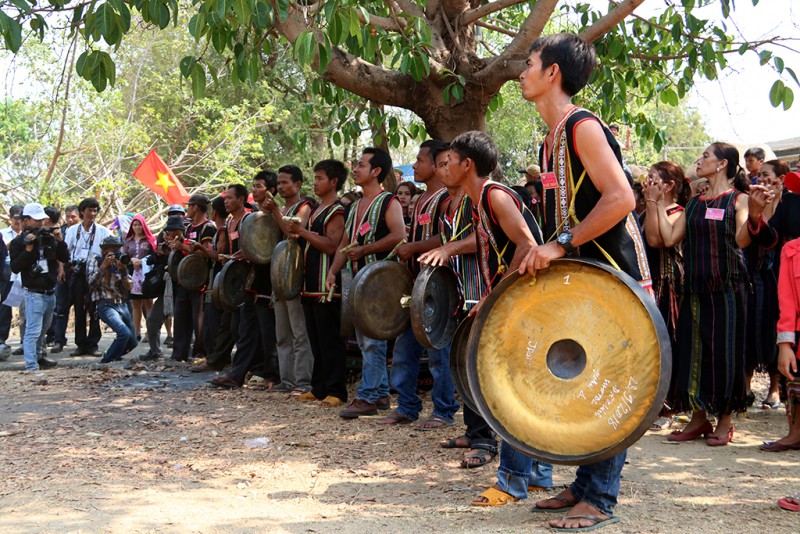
[466,258,671,466]
[177,254,210,291]
[210,270,224,310]
[450,315,478,413]
[270,240,304,301]
[340,268,355,338]
[167,250,183,282]
[411,265,461,349]
[217,260,252,311]
[239,211,282,264]
[350,260,413,340]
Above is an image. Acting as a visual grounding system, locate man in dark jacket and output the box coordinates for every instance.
[9,203,68,371]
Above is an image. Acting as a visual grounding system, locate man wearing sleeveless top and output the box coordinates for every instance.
[326,148,406,419]
[377,139,460,429]
[519,33,651,532]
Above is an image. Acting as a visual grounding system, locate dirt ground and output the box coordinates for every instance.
[1,340,798,534]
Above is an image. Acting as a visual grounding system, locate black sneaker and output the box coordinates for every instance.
[37,358,58,369]
[164,336,174,348]
[50,343,64,354]
[139,351,162,361]
[12,347,23,356]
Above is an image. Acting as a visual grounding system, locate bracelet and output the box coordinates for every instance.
[645,199,657,204]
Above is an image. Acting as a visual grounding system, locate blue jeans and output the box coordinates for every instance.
[496,441,553,499]
[97,301,136,363]
[355,329,389,404]
[23,290,55,371]
[390,325,459,421]
[569,451,626,516]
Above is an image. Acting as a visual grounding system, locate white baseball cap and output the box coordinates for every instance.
[22,203,48,221]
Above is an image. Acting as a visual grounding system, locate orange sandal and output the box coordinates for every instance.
[471,486,519,507]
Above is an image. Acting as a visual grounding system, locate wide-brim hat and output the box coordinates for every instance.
[164,215,186,232]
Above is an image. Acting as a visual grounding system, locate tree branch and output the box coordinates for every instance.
[475,19,517,38]
[579,0,645,43]
[461,0,528,26]
[272,3,418,110]
[355,8,406,32]
[392,0,424,18]
[476,0,558,87]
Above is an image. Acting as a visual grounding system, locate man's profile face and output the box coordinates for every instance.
[434,151,452,186]
[251,179,268,203]
[519,51,548,101]
[352,153,376,186]
[745,155,763,175]
[11,217,22,233]
[224,188,243,213]
[412,147,435,183]
[314,171,335,197]
[446,150,468,186]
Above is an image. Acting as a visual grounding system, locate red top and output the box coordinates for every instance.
[777,237,800,354]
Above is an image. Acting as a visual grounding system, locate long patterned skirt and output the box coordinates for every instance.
[673,286,748,415]
[745,269,779,373]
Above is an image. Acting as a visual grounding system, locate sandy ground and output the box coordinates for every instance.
[0,335,798,534]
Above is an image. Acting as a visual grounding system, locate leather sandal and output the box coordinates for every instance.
[531,494,577,513]
[209,375,240,388]
[460,449,496,469]
[441,435,472,449]
[376,411,414,425]
[471,486,518,507]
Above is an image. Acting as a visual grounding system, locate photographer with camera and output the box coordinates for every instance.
[86,236,137,364]
[64,198,111,357]
[8,203,68,371]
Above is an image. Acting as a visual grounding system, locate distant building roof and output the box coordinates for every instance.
[767,137,800,158]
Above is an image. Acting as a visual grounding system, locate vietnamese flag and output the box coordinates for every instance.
[133,149,190,205]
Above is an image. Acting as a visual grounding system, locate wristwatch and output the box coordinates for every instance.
[556,231,575,256]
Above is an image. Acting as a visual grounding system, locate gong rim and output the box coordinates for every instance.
[270,240,304,301]
[450,315,478,413]
[239,211,282,264]
[351,260,413,340]
[411,265,461,349]
[210,271,224,310]
[177,254,210,291]
[218,260,252,311]
[466,258,671,466]
[340,268,355,338]
[167,250,182,282]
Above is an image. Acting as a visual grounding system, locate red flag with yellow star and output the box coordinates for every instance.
[132,149,190,205]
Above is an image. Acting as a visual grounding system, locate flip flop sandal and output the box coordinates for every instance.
[550,514,621,532]
[778,496,800,511]
[441,435,472,449]
[460,449,496,469]
[531,495,577,513]
[762,400,782,409]
[414,415,455,431]
[471,486,519,507]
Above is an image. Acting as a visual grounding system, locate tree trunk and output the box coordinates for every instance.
[413,82,491,142]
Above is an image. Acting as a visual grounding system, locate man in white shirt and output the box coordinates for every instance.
[0,204,23,358]
[63,198,110,357]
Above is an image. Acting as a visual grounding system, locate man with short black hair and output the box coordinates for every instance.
[326,147,406,418]
[262,165,315,394]
[86,236,137,363]
[64,198,110,357]
[9,203,68,371]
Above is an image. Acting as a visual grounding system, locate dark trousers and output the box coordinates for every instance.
[204,301,235,369]
[303,299,347,402]
[68,273,101,350]
[171,286,204,361]
[464,405,498,453]
[0,277,11,343]
[47,278,70,345]
[228,295,279,385]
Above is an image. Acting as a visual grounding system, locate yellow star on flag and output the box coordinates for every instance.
[155,171,175,193]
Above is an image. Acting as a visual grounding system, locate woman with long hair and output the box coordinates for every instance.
[658,143,756,446]
[395,181,418,227]
[641,160,691,429]
[124,215,156,341]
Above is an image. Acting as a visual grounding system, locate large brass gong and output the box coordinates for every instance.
[239,211,282,264]
[177,254,210,291]
[450,315,477,413]
[167,250,183,282]
[217,260,252,311]
[350,260,413,340]
[410,265,461,349]
[210,270,224,310]
[340,268,355,338]
[466,258,671,465]
[270,240,304,301]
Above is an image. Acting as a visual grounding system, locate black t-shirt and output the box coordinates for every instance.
[343,192,398,274]
[9,234,69,291]
[303,202,345,297]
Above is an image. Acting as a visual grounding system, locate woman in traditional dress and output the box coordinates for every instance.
[124,215,156,341]
[660,143,755,446]
[641,161,691,429]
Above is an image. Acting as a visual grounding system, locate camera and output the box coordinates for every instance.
[70,259,87,276]
[160,242,170,254]
[97,250,131,267]
[23,226,55,247]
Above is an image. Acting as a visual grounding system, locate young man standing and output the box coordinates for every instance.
[0,204,23,358]
[262,165,315,394]
[326,148,406,418]
[378,140,460,429]
[519,33,651,532]
[49,204,79,354]
[64,198,111,357]
[287,160,349,407]
[170,194,215,362]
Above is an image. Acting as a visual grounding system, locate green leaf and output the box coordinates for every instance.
[659,87,679,106]
[159,3,170,28]
[774,56,784,73]
[786,67,800,88]
[275,0,289,22]
[294,31,315,65]
[215,0,227,20]
[101,52,116,86]
[329,11,345,45]
[191,63,206,98]
[232,0,251,25]
[253,2,271,28]
[0,11,23,53]
[759,50,772,66]
[179,55,196,77]
[769,79,784,107]
[317,38,331,73]
[450,84,463,102]
[332,130,341,146]
[9,0,30,14]
[783,87,794,110]
[211,27,227,53]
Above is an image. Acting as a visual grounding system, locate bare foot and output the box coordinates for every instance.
[548,501,612,529]
[533,487,578,511]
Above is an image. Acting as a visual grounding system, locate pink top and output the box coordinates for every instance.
[777,237,800,353]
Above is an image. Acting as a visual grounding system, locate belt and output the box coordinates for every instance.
[26,288,55,296]
[98,298,125,306]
